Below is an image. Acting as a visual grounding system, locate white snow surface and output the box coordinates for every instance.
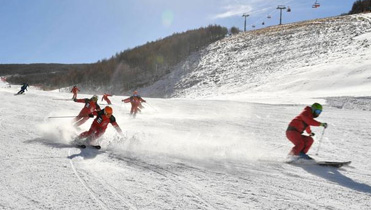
[2,14,371,210]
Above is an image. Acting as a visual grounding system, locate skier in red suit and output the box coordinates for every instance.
[286,103,327,159]
[76,106,123,148]
[122,91,146,117]
[73,95,101,127]
[102,93,113,105]
[71,86,80,100]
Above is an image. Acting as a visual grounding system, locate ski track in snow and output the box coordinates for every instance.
[68,149,110,210]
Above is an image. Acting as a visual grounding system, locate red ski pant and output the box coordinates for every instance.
[286,130,314,155]
[130,105,140,115]
[104,98,112,105]
[74,110,90,127]
[79,124,105,143]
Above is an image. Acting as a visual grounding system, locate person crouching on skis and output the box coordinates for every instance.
[122,91,146,117]
[16,83,29,95]
[73,95,101,127]
[76,106,123,149]
[286,103,328,160]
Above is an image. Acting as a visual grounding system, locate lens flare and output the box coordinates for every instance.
[162,10,174,27]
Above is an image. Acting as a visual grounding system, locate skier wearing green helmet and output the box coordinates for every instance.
[286,102,328,160]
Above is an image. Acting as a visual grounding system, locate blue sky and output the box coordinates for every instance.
[0,0,355,64]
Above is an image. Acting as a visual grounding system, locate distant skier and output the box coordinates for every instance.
[122,91,146,117]
[75,106,123,149]
[16,83,29,95]
[286,103,328,160]
[73,95,101,127]
[71,86,80,100]
[102,93,113,105]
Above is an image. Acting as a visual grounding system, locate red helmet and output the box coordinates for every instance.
[104,106,113,117]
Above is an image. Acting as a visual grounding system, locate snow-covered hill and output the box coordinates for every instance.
[1,13,371,210]
[142,14,371,103]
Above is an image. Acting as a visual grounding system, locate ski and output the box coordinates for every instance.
[316,161,351,168]
[287,159,351,168]
[76,144,86,149]
[76,144,101,150]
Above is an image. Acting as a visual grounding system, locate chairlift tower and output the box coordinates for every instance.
[276,5,286,25]
[242,13,249,32]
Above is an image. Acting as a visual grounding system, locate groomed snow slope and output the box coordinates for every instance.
[1,13,371,210]
[142,14,371,104]
[1,81,371,209]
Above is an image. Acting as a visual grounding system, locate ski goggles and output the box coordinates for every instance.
[314,109,322,115]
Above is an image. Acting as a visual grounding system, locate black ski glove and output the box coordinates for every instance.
[321,123,328,128]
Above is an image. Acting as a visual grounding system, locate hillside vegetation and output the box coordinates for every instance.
[4,25,227,93]
[349,0,371,14]
[1,64,87,87]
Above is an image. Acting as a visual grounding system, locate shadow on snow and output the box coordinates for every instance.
[295,164,371,194]
[24,138,104,159]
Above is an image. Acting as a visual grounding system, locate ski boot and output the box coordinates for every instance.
[299,152,313,160]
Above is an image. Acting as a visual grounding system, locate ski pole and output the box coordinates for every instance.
[145,102,158,112]
[52,99,73,101]
[315,128,326,155]
[48,116,77,119]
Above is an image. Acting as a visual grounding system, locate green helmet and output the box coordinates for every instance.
[311,103,322,111]
[91,95,98,102]
[311,103,322,118]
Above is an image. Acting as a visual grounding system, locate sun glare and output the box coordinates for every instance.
[162,10,174,27]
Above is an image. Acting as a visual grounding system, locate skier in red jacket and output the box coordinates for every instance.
[286,103,327,160]
[122,91,146,117]
[73,95,101,127]
[102,93,113,105]
[71,86,80,100]
[76,106,123,149]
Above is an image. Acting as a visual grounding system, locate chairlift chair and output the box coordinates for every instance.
[312,0,320,8]
[287,6,291,12]
[267,15,272,19]
[252,25,256,28]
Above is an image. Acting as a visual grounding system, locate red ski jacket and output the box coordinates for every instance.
[123,95,146,106]
[102,94,112,101]
[91,110,122,134]
[74,98,101,114]
[71,87,80,94]
[287,106,321,134]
